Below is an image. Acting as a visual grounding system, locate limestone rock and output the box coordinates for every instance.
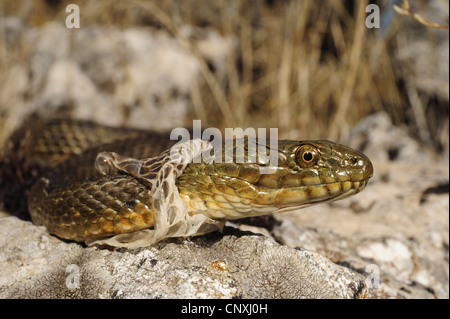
[0,217,367,299]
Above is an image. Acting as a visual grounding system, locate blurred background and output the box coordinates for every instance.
[0,0,448,157]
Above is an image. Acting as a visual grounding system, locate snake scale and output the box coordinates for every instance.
[0,118,373,247]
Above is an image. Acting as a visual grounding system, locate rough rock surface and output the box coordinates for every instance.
[0,18,233,145]
[0,217,367,299]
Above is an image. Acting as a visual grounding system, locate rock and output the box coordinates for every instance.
[0,20,234,146]
[348,112,428,163]
[0,216,367,299]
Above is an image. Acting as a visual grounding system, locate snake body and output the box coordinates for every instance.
[0,118,373,245]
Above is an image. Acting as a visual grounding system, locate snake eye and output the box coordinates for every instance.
[295,145,319,168]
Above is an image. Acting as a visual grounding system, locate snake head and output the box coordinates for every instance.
[177,139,373,218]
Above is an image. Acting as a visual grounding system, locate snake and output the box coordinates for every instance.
[0,118,373,247]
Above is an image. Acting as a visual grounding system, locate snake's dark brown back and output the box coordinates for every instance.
[0,117,175,220]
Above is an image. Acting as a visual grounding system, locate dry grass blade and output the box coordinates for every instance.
[329,0,368,141]
[128,0,236,127]
[394,0,449,29]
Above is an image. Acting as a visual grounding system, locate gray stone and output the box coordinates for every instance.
[0,217,367,299]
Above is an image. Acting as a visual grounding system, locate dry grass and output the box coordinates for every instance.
[0,0,448,153]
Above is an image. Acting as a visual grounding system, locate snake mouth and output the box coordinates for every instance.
[273,179,369,213]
